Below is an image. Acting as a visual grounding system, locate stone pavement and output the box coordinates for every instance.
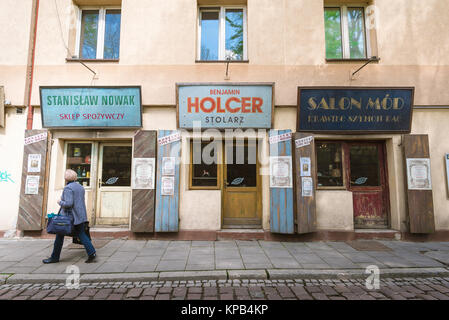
[1,238,449,285]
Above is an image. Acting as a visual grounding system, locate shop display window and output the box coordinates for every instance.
[66,143,92,187]
[190,141,219,188]
[316,142,344,187]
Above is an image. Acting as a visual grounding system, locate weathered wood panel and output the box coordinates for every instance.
[292,132,317,234]
[269,129,294,234]
[403,134,435,234]
[131,130,157,232]
[0,86,4,128]
[155,130,181,232]
[17,130,49,231]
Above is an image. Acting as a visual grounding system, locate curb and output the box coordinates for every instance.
[4,268,449,284]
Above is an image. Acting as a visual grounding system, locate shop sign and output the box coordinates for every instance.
[298,87,414,133]
[40,86,142,128]
[177,83,273,129]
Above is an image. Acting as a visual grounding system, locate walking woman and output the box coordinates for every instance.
[43,169,96,264]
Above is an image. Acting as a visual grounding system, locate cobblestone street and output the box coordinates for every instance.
[1,277,449,300]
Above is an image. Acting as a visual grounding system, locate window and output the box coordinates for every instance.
[190,140,220,189]
[76,8,121,59]
[316,142,344,188]
[324,6,368,59]
[198,6,247,61]
[66,143,92,187]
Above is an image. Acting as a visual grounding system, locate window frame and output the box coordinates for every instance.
[197,5,248,61]
[324,5,371,60]
[75,6,122,60]
[189,139,222,190]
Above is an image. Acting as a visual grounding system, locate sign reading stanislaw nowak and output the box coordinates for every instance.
[178,84,273,129]
[40,87,142,128]
[298,87,414,133]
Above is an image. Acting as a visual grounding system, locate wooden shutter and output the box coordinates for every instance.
[403,134,435,233]
[269,129,294,234]
[154,130,181,232]
[131,130,157,232]
[17,130,50,231]
[292,132,317,234]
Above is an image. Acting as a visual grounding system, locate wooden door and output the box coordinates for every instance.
[346,142,389,229]
[96,143,132,226]
[223,139,261,228]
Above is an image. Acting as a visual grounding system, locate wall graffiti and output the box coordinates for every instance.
[0,170,14,183]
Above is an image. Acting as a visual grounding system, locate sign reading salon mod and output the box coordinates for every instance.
[177,84,273,129]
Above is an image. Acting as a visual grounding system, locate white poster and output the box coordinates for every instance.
[162,157,176,176]
[131,158,155,189]
[302,177,313,197]
[25,175,40,195]
[406,158,432,190]
[269,156,293,188]
[27,154,42,173]
[300,157,311,177]
[161,176,175,196]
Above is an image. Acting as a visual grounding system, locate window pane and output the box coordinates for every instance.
[347,8,366,58]
[200,11,219,60]
[349,145,380,187]
[225,9,243,60]
[104,10,121,59]
[67,143,92,187]
[324,8,343,59]
[225,140,256,188]
[80,10,99,59]
[192,141,218,187]
[316,142,343,187]
[101,146,132,187]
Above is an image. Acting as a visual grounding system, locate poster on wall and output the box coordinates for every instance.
[300,157,311,177]
[25,175,40,195]
[27,154,42,173]
[269,156,293,188]
[302,177,314,197]
[131,158,155,189]
[162,157,176,176]
[161,176,175,196]
[406,158,432,190]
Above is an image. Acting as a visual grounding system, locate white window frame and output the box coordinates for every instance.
[197,6,248,61]
[75,6,121,59]
[325,5,371,59]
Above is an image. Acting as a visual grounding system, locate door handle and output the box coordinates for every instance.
[98,179,103,188]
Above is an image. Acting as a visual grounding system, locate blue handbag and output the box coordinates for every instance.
[46,208,74,236]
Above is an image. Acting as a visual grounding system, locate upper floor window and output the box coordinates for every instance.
[198,6,247,61]
[324,6,368,59]
[76,8,121,60]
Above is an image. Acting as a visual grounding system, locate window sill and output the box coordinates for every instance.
[66,58,119,63]
[326,57,380,63]
[195,60,249,64]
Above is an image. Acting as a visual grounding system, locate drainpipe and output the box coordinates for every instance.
[26,0,40,130]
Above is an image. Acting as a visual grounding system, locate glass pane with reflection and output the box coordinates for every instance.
[104,10,121,59]
[225,9,243,60]
[349,145,380,187]
[347,8,367,58]
[200,10,219,60]
[80,10,99,59]
[324,8,343,59]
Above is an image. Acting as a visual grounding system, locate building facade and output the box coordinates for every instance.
[1,0,449,240]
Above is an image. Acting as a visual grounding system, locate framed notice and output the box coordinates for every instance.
[162,157,176,176]
[269,156,293,188]
[27,154,42,173]
[161,176,175,196]
[406,158,432,190]
[25,175,40,195]
[131,158,155,189]
[300,157,311,177]
[302,177,313,197]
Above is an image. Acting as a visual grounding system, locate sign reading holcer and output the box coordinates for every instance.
[298,87,414,133]
[177,84,273,129]
[40,87,142,128]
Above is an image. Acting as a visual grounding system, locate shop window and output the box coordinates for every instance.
[324,6,368,59]
[190,140,219,189]
[316,142,344,188]
[198,6,247,61]
[77,7,121,59]
[66,143,92,187]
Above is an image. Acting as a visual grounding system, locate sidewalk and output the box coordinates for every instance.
[1,238,449,284]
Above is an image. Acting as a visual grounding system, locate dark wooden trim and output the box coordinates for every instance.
[66,58,119,63]
[195,60,249,63]
[326,58,380,63]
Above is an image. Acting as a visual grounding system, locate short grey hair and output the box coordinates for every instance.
[64,169,78,182]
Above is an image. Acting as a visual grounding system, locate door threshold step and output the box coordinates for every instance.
[354,229,399,233]
[219,229,264,233]
[90,227,129,232]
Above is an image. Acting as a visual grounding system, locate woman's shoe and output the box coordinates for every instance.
[42,258,59,264]
[85,253,96,263]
